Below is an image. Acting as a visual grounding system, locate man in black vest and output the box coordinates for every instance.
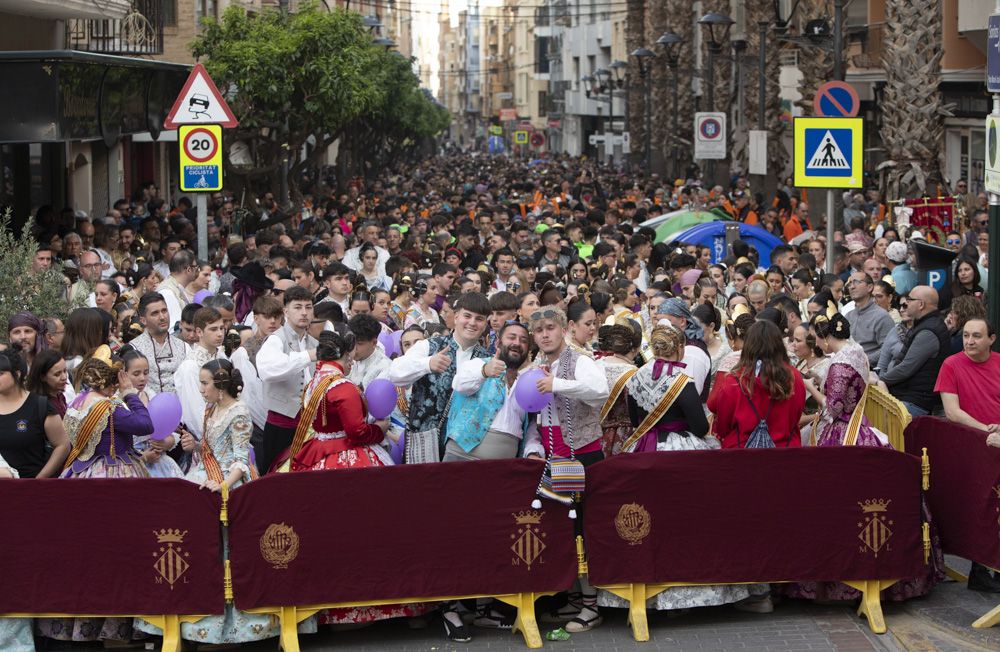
[878,285,949,417]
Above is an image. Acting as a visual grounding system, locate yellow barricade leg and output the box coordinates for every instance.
[278,605,300,652]
[596,583,654,642]
[972,602,1000,629]
[160,614,181,652]
[496,592,548,649]
[843,579,897,634]
[944,565,969,583]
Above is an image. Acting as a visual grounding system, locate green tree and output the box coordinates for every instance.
[192,4,388,199]
[0,211,69,337]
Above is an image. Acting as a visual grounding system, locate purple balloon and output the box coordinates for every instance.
[365,378,398,419]
[514,368,553,412]
[148,393,183,441]
[390,432,405,464]
[192,289,213,305]
[391,329,403,353]
[379,330,403,358]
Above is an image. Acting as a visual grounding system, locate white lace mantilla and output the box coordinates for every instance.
[626,362,690,413]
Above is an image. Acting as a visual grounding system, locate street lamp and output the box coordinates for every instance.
[373,37,396,50]
[630,47,655,177]
[697,11,733,185]
[656,31,683,181]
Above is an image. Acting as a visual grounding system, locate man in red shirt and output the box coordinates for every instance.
[935,318,1000,435]
[934,317,1000,593]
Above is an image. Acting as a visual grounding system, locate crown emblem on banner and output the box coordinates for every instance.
[615,503,652,546]
[511,510,546,569]
[152,528,189,588]
[260,523,300,570]
[858,498,890,513]
[513,510,543,525]
[154,528,188,544]
[857,498,893,558]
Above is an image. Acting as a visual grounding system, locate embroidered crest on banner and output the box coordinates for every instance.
[857,499,893,557]
[260,522,300,569]
[511,510,546,569]
[615,503,651,545]
[152,528,190,588]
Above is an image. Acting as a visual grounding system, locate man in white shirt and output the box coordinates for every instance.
[445,321,542,461]
[174,307,227,442]
[255,286,318,473]
[130,292,189,394]
[157,249,198,331]
[342,221,390,276]
[230,295,284,443]
[347,313,390,390]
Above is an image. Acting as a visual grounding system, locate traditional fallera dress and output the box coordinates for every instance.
[780,340,944,602]
[283,361,432,625]
[0,455,34,652]
[38,391,152,643]
[815,341,887,448]
[595,355,636,457]
[598,359,770,611]
[796,356,830,446]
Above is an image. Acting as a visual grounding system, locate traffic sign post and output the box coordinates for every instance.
[694,112,726,160]
[166,63,238,261]
[513,130,529,145]
[793,117,863,189]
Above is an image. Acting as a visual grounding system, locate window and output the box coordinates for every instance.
[163,0,176,27]
[536,37,550,73]
[195,0,217,27]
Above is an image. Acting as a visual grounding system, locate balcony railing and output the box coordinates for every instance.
[66,0,164,56]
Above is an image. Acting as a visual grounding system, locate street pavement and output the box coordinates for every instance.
[41,557,1000,651]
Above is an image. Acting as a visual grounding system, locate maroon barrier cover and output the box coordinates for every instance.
[584,447,924,586]
[0,478,224,615]
[228,459,577,609]
[905,416,1000,568]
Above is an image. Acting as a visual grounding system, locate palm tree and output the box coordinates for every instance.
[878,0,951,200]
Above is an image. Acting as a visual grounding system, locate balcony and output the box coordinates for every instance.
[848,22,883,70]
[0,0,130,20]
[65,0,163,56]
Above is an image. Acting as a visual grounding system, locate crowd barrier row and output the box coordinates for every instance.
[905,416,1000,629]
[1,449,931,650]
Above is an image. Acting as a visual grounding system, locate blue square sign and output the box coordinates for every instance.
[182,165,220,191]
[803,128,854,177]
[990,14,1000,93]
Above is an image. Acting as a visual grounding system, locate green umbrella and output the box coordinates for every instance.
[653,210,730,243]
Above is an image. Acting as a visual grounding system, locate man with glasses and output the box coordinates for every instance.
[845,271,895,367]
[69,249,102,305]
[966,209,989,248]
[944,231,963,251]
[879,286,949,417]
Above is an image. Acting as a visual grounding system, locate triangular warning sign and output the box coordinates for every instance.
[164,63,239,129]
[807,130,849,170]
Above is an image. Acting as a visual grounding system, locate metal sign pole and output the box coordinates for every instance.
[197,193,208,262]
[826,190,835,273]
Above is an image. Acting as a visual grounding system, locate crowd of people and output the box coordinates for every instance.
[2,153,1000,650]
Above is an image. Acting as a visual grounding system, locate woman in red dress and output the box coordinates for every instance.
[281,330,433,626]
[285,330,392,470]
[708,320,806,448]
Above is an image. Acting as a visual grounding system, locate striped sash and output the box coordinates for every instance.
[620,373,691,452]
[63,399,114,470]
[600,368,638,422]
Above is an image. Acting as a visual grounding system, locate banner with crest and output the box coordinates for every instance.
[0,478,224,615]
[226,459,578,609]
[583,448,925,586]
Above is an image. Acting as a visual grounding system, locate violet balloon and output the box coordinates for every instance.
[514,368,552,412]
[378,331,398,357]
[148,393,183,441]
[390,432,405,464]
[192,289,213,305]
[365,379,397,419]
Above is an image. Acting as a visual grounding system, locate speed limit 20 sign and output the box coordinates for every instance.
[179,124,223,192]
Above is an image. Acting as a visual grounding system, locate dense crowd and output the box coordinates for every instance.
[2,153,999,649]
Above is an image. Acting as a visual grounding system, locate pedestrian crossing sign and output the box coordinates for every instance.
[793,117,863,189]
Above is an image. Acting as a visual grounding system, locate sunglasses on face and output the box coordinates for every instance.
[946,239,961,245]
[529,309,561,321]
